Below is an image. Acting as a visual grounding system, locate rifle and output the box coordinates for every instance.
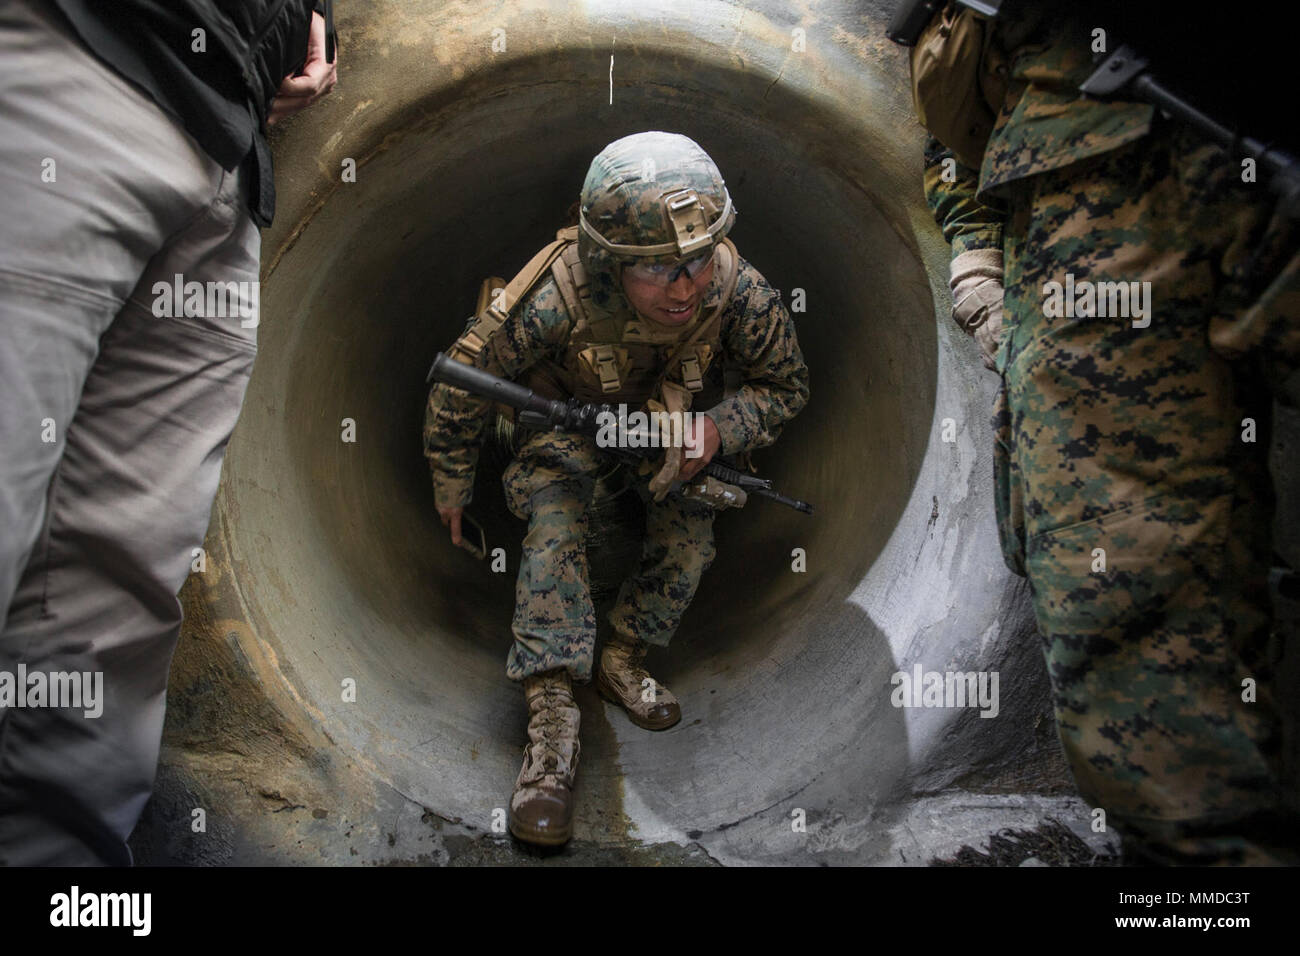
[1080,47,1300,218]
[427,353,815,515]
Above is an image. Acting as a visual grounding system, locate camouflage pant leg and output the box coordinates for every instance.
[999,122,1299,863]
[501,431,603,683]
[606,479,718,648]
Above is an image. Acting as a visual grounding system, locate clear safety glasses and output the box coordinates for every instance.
[623,249,715,286]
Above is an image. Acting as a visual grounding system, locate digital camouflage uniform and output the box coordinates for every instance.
[922,5,1299,863]
[424,135,809,686]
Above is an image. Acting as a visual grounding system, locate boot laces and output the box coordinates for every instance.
[529,683,573,775]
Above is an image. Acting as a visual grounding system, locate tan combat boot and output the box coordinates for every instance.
[509,668,581,846]
[596,635,682,730]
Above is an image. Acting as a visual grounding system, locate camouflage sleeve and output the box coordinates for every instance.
[423,277,572,508]
[923,135,1006,258]
[704,260,810,456]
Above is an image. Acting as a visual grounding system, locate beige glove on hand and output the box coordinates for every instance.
[949,248,1004,371]
[645,398,683,502]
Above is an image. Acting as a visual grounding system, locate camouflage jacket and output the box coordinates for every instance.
[423,255,810,509]
[922,3,1154,250]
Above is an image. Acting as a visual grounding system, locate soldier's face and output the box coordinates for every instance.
[621,256,716,326]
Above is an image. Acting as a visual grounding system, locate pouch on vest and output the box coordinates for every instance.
[910,1,1007,171]
[680,343,716,392]
[577,344,630,395]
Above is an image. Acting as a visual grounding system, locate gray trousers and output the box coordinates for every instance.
[0,0,260,864]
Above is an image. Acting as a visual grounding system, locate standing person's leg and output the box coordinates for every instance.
[0,0,213,619]
[0,0,259,865]
[999,122,1297,864]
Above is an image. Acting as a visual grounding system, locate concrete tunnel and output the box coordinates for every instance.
[131,0,1113,866]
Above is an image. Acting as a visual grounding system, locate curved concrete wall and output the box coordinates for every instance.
[144,0,1090,866]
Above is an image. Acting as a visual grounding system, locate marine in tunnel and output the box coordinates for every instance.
[423,131,809,846]
[892,0,1300,864]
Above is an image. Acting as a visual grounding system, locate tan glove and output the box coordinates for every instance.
[949,248,1004,371]
[645,398,683,502]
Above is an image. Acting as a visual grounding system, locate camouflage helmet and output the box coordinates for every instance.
[578,132,736,317]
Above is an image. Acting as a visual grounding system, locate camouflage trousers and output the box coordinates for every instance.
[501,430,717,683]
[996,121,1299,864]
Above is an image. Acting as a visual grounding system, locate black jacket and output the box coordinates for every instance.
[50,0,335,227]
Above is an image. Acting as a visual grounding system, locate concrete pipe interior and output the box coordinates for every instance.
[208,1,1064,863]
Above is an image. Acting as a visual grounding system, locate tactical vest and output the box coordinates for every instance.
[448,226,741,417]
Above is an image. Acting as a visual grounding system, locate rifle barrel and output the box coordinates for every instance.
[428,352,550,416]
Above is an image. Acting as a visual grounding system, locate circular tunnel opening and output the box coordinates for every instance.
[212,11,1046,862]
